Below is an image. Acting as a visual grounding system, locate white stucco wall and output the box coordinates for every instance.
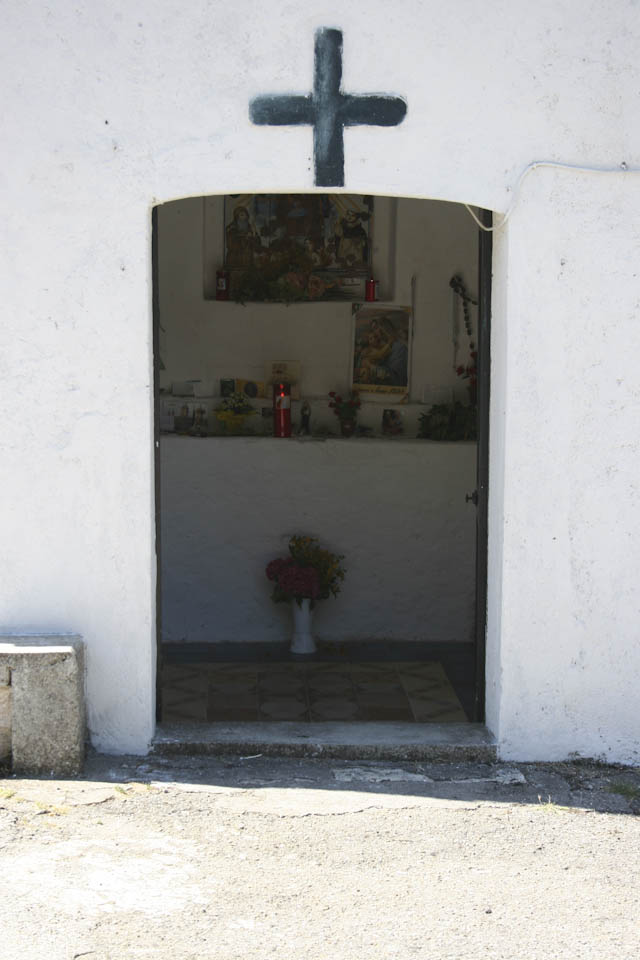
[161,437,477,646]
[2,0,640,759]
[487,168,640,763]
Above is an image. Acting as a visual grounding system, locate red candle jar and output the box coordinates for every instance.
[273,382,291,438]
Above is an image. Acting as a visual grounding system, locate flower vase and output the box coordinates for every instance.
[340,419,356,438]
[291,598,316,655]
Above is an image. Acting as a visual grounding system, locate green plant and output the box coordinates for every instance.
[266,535,345,609]
[606,781,640,801]
[418,401,477,441]
[537,794,571,814]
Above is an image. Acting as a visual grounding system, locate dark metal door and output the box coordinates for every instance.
[152,206,163,722]
[473,209,492,721]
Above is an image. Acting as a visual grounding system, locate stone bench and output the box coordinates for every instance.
[0,636,85,776]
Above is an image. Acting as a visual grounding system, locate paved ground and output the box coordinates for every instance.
[1,753,639,959]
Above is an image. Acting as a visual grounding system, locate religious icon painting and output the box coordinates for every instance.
[223,194,372,302]
[352,304,411,397]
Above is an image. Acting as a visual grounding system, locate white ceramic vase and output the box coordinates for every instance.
[290,598,317,655]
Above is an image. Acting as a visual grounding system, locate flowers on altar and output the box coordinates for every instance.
[266,535,345,609]
[327,390,361,423]
[216,391,255,414]
[455,345,478,404]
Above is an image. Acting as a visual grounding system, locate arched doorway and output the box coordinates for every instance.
[152,193,491,735]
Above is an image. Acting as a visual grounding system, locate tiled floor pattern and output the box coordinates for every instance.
[161,661,468,723]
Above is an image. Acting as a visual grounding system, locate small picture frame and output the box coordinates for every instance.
[382,409,403,436]
[352,303,411,397]
[220,378,236,397]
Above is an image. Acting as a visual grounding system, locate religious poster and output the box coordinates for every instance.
[352,304,411,396]
[223,194,372,301]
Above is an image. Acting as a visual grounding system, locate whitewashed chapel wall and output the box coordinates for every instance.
[161,439,477,645]
[1,0,639,759]
[487,169,640,763]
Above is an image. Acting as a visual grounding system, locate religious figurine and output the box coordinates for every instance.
[299,400,311,436]
[189,406,209,437]
[225,204,259,268]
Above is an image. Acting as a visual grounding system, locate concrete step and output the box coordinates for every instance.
[152,721,497,763]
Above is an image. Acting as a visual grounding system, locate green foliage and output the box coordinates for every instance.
[288,535,345,601]
[606,781,640,800]
[417,402,477,441]
[266,536,346,609]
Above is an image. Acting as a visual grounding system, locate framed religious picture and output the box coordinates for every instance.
[352,303,411,398]
[223,194,372,302]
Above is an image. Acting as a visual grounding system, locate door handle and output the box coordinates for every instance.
[466,490,478,506]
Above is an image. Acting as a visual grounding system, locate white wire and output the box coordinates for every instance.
[465,159,636,232]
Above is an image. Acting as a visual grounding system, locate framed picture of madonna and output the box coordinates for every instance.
[352,303,412,398]
[223,194,373,302]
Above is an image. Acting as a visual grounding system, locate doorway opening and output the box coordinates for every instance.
[153,193,491,727]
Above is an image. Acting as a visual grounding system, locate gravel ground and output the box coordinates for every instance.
[1,754,639,960]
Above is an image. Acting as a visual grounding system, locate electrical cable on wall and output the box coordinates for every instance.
[465,158,636,231]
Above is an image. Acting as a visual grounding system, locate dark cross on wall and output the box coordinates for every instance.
[250,28,407,187]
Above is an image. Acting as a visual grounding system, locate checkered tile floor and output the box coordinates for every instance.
[161,661,468,723]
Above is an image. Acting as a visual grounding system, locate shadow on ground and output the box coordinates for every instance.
[3,753,638,817]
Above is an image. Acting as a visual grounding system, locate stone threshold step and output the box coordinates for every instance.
[152,721,496,762]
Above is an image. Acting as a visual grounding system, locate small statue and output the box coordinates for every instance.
[299,400,311,436]
[189,406,208,437]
